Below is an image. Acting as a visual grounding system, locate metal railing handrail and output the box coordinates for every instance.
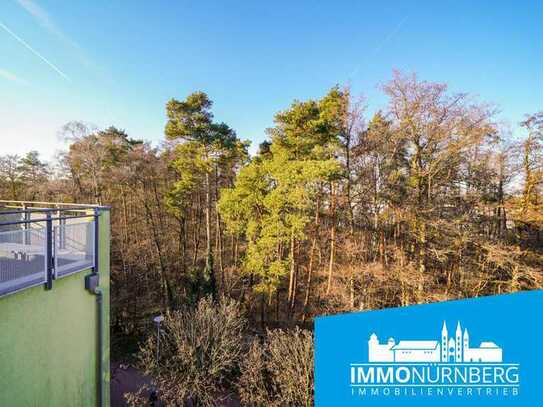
[0,200,110,210]
[0,210,98,297]
[0,207,94,216]
[0,213,95,227]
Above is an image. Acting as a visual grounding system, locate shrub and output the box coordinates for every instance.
[238,328,314,407]
[236,340,270,406]
[134,296,246,406]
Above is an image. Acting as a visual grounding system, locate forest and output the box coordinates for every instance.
[1,71,542,405]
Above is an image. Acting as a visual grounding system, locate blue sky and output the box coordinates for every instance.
[1,1,542,160]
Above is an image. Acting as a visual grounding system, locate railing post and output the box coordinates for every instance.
[45,212,53,290]
[94,208,99,272]
[23,205,30,245]
[58,208,66,250]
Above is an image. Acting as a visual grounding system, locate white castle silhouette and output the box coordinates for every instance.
[368,321,502,363]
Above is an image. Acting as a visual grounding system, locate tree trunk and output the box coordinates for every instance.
[214,164,224,287]
[288,232,296,309]
[326,182,336,295]
[205,170,216,297]
[142,191,174,310]
[192,194,202,266]
[303,196,320,319]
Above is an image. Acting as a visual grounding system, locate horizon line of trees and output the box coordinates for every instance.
[1,71,542,340]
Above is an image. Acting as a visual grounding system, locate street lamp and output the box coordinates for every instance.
[153,315,164,366]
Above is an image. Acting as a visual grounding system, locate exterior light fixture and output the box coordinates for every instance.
[153,315,164,365]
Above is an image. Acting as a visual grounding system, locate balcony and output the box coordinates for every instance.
[0,201,98,297]
[0,200,111,407]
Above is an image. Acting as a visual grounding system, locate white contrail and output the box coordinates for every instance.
[16,0,66,41]
[15,0,92,68]
[0,20,70,81]
[372,14,409,56]
[0,68,29,85]
[349,14,410,79]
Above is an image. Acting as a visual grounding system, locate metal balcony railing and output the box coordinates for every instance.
[54,221,95,278]
[0,204,99,298]
[0,227,47,296]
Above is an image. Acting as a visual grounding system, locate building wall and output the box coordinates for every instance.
[464,347,502,362]
[368,339,395,362]
[0,209,110,407]
[394,348,440,362]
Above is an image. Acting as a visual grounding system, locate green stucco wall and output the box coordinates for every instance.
[0,209,110,407]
